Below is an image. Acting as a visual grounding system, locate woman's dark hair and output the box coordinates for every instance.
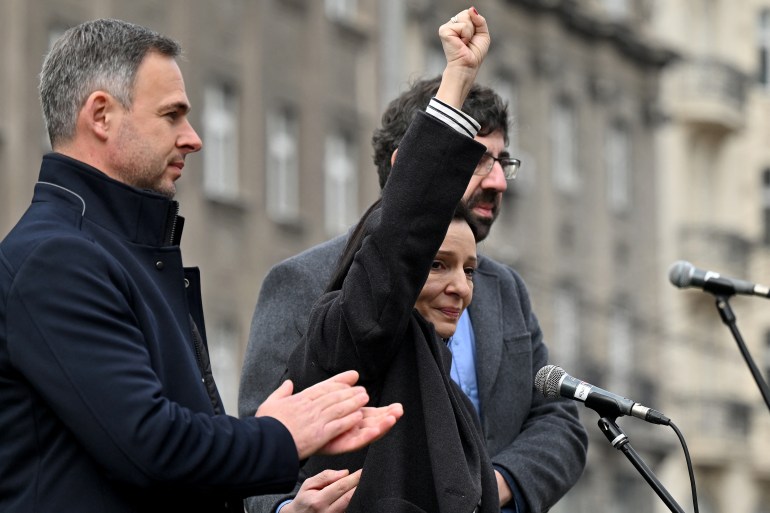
[325,199,477,293]
[453,201,478,241]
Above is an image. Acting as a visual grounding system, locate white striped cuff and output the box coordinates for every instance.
[426,97,481,139]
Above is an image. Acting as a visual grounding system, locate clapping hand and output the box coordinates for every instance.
[256,370,403,460]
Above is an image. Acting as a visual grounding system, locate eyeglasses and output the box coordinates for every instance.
[475,152,521,180]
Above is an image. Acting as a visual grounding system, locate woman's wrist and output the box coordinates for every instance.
[435,66,478,109]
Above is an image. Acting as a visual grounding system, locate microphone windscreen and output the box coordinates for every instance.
[668,260,693,288]
[534,365,565,399]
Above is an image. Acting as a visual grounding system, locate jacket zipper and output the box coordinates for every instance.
[189,316,222,415]
[163,201,181,246]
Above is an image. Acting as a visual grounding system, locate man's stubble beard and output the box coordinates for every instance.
[111,118,177,199]
[465,190,500,242]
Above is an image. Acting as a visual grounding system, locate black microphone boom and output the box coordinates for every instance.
[535,365,670,425]
[668,260,770,298]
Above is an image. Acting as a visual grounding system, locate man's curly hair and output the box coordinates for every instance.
[371,75,509,190]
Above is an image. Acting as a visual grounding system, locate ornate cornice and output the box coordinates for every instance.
[509,0,678,68]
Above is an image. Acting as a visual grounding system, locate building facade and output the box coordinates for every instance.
[653,0,770,512]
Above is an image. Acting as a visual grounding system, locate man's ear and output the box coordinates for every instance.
[80,91,116,142]
[390,148,398,166]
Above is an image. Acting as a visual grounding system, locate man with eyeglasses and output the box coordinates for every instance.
[479,152,521,178]
[239,76,588,513]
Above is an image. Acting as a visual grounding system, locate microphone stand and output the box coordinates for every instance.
[597,416,685,513]
[714,295,770,413]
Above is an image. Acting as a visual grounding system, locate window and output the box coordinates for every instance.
[764,330,770,381]
[725,400,751,436]
[696,490,718,513]
[496,75,537,197]
[609,474,647,513]
[324,130,358,235]
[762,169,770,244]
[551,100,579,194]
[203,84,239,200]
[495,75,519,155]
[608,304,633,394]
[606,123,631,212]
[325,0,358,23]
[266,106,300,223]
[759,9,770,89]
[553,285,580,370]
[601,0,631,20]
[207,319,240,415]
[426,45,446,78]
[754,485,770,513]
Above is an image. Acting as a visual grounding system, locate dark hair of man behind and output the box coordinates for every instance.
[371,75,509,190]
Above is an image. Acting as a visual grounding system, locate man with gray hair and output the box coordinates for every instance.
[0,18,401,513]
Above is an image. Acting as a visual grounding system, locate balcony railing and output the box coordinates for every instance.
[672,58,748,132]
[674,396,753,465]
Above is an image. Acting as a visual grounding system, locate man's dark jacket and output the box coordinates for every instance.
[0,154,298,512]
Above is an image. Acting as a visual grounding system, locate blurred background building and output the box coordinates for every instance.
[1,0,769,511]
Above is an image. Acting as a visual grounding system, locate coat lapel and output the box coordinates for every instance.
[467,256,504,417]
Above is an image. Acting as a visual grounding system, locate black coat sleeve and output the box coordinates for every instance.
[288,112,486,389]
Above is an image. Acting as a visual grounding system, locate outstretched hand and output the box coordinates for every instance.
[435,6,491,109]
[255,370,403,460]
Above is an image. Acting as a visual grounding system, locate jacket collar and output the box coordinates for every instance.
[467,254,504,404]
[35,153,183,247]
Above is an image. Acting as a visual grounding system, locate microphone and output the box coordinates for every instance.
[668,260,770,298]
[534,365,670,425]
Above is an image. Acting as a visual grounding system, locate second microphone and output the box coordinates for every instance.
[535,365,670,425]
